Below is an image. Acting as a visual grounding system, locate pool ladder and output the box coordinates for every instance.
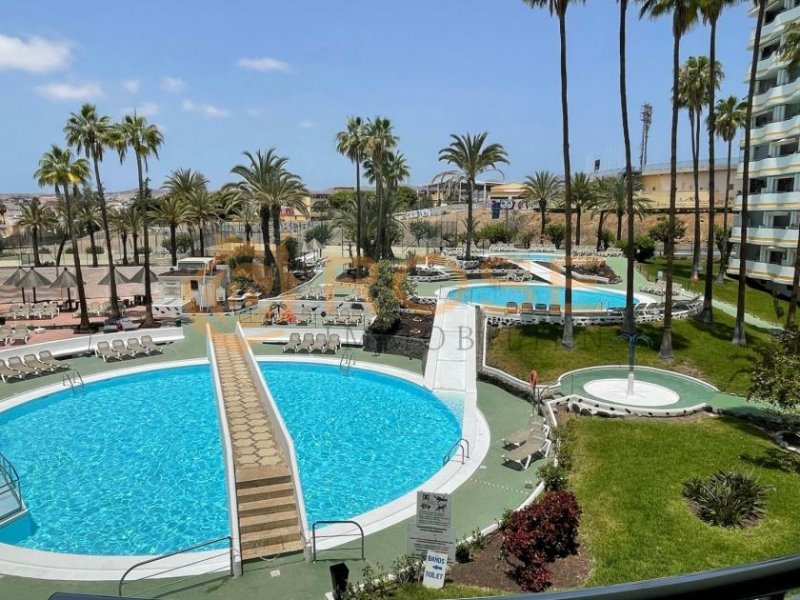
[339,351,356,375]
[61,370,84,391]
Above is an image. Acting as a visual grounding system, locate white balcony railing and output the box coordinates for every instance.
[750,113,800,142]
[728,257,795,281]
[731,225,798,245]
[746,152,800,175]
[733,191,800,210]
[750,4,800,47]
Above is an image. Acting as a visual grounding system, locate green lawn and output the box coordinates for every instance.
[488,312,771,396]
[393,584,506,599]
[570,416,800,586]
[641,257,789,325]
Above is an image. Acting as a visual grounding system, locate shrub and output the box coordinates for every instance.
[538,463,569,492]
[682,471,769,528]
[85,245,104,255]
[512,560,552,593]
[369,261,400,333]
[305,223,333,246]
[391,554,423,586]
[599,228,615,250]
[503,491,581,566]
[470,527,487,550]
[544,223,566,249]
[475,221,515,244]
[455,541,471,563]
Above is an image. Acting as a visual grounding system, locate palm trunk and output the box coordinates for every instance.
[616,210,623,241]
[702,20,718,324]
[540,202,547,236]
[135,154,155,328]
[691,109,702,280]
[659,15,681,360]
[133,232,140,265]
[734,0,766,346]
[355,157,362,268]
[271,204,283,295]
[717,139,734,283]
[559,11,574,349]
[621,0,636,335]
[64,185,91,331]
[596,212,606,252]
[169,223,177,266]
[575,205,581,246]
[121,231,129,266]
[466,178,475,260]
[376,176,385,260]
[199,225,205,257]
[32,227,41,267]
[260,205,279,296]
[245,223,252,244]
[88,225,99,268]
[787,221,800,327]
[93,154,120,318]
[55,232,67,266]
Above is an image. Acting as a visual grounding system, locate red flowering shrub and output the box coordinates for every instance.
[513,561,552,593]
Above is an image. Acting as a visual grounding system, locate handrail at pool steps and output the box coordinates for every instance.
[61,370,84,391]
[117,535,234,597]
[0,451,25,526]
[442,437,471,466]
[312,520,365,562]
[339,350,356,374]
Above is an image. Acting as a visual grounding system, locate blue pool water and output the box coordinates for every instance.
[259,362,461,524]
[496,252,560,262]
[447,284,635,310]
[0,366,229,555]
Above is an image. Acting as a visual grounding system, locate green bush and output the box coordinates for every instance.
[616,235,655,262]
[455,541,471,563]
[85,245,105,255]
[545,223,566,249]
[538,462,569,492]
[475,221,515,244]
[391,554,424,586]
[682,471,770,528]
[305,223,333,246]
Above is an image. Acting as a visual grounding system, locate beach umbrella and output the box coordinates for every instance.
[3,268,27,303]
[51,268,79,308]
[310,238,322,254]
[17,268,52,303]
[128,267,159,284]
[98,269,131,286]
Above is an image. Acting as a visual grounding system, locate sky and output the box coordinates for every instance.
[0,0,754,194]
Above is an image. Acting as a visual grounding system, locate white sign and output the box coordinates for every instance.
[407,524,456,561]
[499,199,514,209]
[422,551,448,589]
[416,491,451,534]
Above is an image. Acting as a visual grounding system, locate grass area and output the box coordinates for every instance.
[488,311,771,395]
[641,257,789,325]
[570,416,800,586]
[393,584,506,599]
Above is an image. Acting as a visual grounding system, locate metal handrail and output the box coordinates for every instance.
[118,535,233,597]
[312,520,365,562]
[0,452,23,524]
[339,351,356,374]
[442,438,470,466]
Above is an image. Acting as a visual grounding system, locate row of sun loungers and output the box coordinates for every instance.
[8,302,59,320]
[639,280,684,296]
[505,302,562,317]
[95,336,162,362]
[282,332,342,354]
[0,350,69,382]
[297,286,333,301]
[0,326,30,345]
[505,271,534,282]
[322,309,364,327]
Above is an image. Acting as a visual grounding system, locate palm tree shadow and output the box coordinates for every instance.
[740,447,800,474]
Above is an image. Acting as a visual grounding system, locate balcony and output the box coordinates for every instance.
[730,225,798,245]
[733,190,800,210]
[728,257,795,282]
[750,4,800,47]
[746,152,800,176]
[750,113,800,142]
[752,77,800,108]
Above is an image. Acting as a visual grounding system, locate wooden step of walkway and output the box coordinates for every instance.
[212,333,304,560]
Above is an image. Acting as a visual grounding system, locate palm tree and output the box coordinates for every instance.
[229,197,258,243]
[109,208,130,266]
[184,188,220,257]
[524,0,585,349]
[364,117,398,260]
[570,172,595,246]
[733,0,768,345]
[700,0,737,324]
[64,103,121,318]
[34,145,91,331]
[17,198,56,267]
[713,96,745,284]
[523,171,563,237]
[438,132,508,260]
[123,205,144,265]
[365,151,410,258]
[52,197,70,266]
[114,114,164,328]
[268,167,308,251]
[335,116,368,263]
[639,0,699,359]
[150,194,189,266]
[76,188,102,267]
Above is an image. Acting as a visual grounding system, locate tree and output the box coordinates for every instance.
[648,216,687,245]
[65,103,122,318]
[713,95,745,284]
[592,175,650,251]
[639,0,699,359]
[305,223,333,245]
[76,188,101,267]
[114,114,164,328]
[734,0,768,346]
[523,171,563,236]
[545,222,567,249]
[109,209,130,266]
[748,326,800,419]
[569,172,594,246]
[364,117,398,260]
[161,168,206,265]
[367,150,410,258]
[395,185,418,210]
[335,116,368,263]
[17,197,56,267]
[524,0,585,349]
[34,145,91,331]
[184,188,219,257]
[438,132,508,260]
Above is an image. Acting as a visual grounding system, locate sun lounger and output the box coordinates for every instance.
[310,333,327,353]
[502,414,547,448]
[327,333,341,353]
[112,339,135,359]
[283,332,301,353]
[127,338,148,357]
[96,341,119,362]
[520,302,535,316]
[8,355,36,376]
[297,332,314,353]
[0,359,23,382]
[548,304,561,317]
[502,431,547,470]
[24,353,56,373]
[39,350,68,370]
[295,310,311,326]
[140,335,163,354]
[9,328,29,344]
[505,302,519,315]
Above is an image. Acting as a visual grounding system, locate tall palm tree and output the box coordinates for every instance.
[522,171,563,237]
[51,197,70,266]
[114,114,164,328]
[184,189,219,257]
[150,194,189,266]
[17,198,56,267]
[268,168,308,250]
[228,197,258,243]
[639,0,699,359]
[76,188,102,267]
[365,151,410,258]
[592,175,651,250]
[123,205,144,265]
[524,0,585,348]
[34,145,91,331]
[364,117,398,260]
[570,172,595,246]
[618,0,637,334]
[713,95,745,284]
[438,132,508,260]
[700,0,737,323]
[109,208,131,266]
[733,0,768,345]
[335,116,368,263]
[64,103,121,318]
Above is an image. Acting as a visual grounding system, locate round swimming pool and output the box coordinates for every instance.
[446,283,636,310]
[0,365,229,556]
[259,362,461,524]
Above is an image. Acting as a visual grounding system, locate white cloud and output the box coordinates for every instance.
[0,34,71,73]
[237,57,290,73]
[122,79,140,93]
[161,76,186,93]
[182,99,229,118]
[246,108,263,118]
[36,82,104,102]
[299,121,314,129]
[120,101,159,117]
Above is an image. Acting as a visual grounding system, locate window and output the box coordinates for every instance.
[190,280,199,291]
[777,177,795,192]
